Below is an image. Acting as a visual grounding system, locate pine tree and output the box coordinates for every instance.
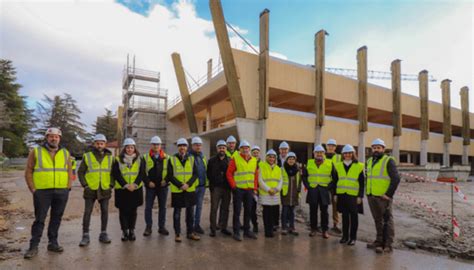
[93,108,118,142]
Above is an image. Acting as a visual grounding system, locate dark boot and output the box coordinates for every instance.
[24,247,38,259]
[143,226,152,237]
[47,243,64,253]
[99,232,111,244]
[128,230,136,241]
[79,233,90,247]
[121,230,129,241]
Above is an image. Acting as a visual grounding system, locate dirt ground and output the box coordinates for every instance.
[0,169,473,267]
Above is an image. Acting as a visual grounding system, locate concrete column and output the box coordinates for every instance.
[358,133,366,163]
[420,140,428,165]
[391,60,402,164]
[236,118,267,156]
[314,30,328,145]
[357,46,368,163]
[407,152,412,164]
[460,86,470,165]
[207,59,213,82]
[441,79,452,167]
[206,106,212,131]
[419,70,429,166]
[258,9,270,120]
[201,137,211,160]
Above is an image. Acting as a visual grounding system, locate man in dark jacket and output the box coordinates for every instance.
[78,134,113,246]
[207,140,232,237]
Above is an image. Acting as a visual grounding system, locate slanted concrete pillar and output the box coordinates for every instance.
[206,106,212,131]
[258,9,270,120]
[419,70,430,166]
[207,59,213,82]
[314,30,328,145]
[460,86,470,165]
[441,79,452,167]
[391,59,402,164]
[357,46,368,163]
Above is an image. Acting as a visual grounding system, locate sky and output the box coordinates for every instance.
[1,0,473,131]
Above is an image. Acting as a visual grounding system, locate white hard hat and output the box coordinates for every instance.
[251,145,261,151]
[266,149,277,156]
[216,140,227,147]
[94,134,107,142]
[123,138,136,146]
[287,152,297,159]
[191,136,203,145]
[239,140,250,148]
[226,135,237,143]
[45,127,62,137]
[150,136,162,144]
[313,144,325,152]
[279,141,289,149]
[326,139,337,145]
[176,138,188,146]
[371,138,386,148]
[341,144,355,153]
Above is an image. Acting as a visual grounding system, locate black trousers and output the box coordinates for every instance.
[173,207,194,235]
[342,210,358,240]
[251,198,258,229]
[262,205,279,236]
[30,189,69,248]
[119,207,138,231]
[210,186,231,231]
[232,188,253,234]
[309,202,329,232]
[82,197,109,233]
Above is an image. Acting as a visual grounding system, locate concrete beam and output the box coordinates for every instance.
[171,53,198,134]
[209,0,246,118]
[258,9,270,120]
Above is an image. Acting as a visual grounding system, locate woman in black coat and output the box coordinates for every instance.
[112,138,146,241]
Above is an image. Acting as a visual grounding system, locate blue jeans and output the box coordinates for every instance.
[194,186,206,228]
[144,187,168,229]
[281,205,296,230]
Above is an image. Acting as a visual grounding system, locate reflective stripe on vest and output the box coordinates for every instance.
[143,153,168,181]
[33,146,69,189]
[170,155,196,193]
[114,157,142,189]
[258,161,281,196]
[226,150,237,158]
[282,168,301,197]
[234,154,257,189]
[84,152,112,190]
[306,159,332,188]
[366,155,392,196]
[335,162,364,196]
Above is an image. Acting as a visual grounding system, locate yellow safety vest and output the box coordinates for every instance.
[335,162,364,196]
[366,155,393,196]
[226,150,238,158]
[169,155,196,193]
[282,168,301,196]
[33,146,70,189]
[83,151,112,190]
[143,152,168,181]
[306,159,333,188]
[233,154,257,189]
[258,161,281,196]
[114,157,142,189]
[329,153,341,163]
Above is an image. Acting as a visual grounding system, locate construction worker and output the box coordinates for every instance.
[250,145,261,233]
[258,149,283,238]
[112,138,146,242]
[226,140,258,241]
[281,152,301,236]
[143,136,169,237]
[189,136,207,234]
[207,140,232,237]
[251,145,261,162]
[78,134,113,247]
[334,144,364,246]
[277,141,290,167]
[326,138,342,234]
[366,138,400,254]
[302,144,337,239]
[225,135,238,158]
[24,127,72,259]
[167,138,200,242]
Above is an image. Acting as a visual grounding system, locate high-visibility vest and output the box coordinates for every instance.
[306,159,333,188]
[114,157,142,189]
[281,168,301,196]
[83,151,112,190]
[329,153,341,163]
[335,161,364,196]
[33,146,70,189]
[143,152,168,181]
[366,155,393,196]
[190,153,208,187]
[258,161,281,196]
[226,150,237,158]
[233,154,257,189]
[169,155,196,193]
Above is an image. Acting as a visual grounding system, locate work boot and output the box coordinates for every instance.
[175,234,182,243]
[128,230,136,241]
[158,228,169,236]
[339,237,348,244]
[187,233,201,241]
[322,231,329,239]
[367,241,382,249]
[244,231,257,239]
[99,232,111,244]
[233,233,242,242]
[47,243,64,253]
[331,226,342,234]
[375,246,384,254]
[309,230,317,237]
[194,226,205,234]
[347,239,356,246]
[281,229,288,235]
[221,229,232,236]
[79,233,90,247]
[24,247,38,259]
[209,230,216,237]
[121,230,129,241]
[143,226,152,237]
[383,245,393,253]
[289,229,299,236]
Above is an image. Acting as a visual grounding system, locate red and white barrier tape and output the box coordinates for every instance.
[400,172,468,202]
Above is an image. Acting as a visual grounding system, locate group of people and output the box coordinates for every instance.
[23,127,400,259]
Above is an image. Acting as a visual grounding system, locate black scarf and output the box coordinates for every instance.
[284,162,298,176]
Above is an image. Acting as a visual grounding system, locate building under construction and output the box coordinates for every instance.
[121,55,168,154]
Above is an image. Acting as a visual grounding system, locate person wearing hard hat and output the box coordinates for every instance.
[207,140,232,237]
[166,138,200,242]
[143,136,170,237]
[226,139,259,241]
[250,145,261,233]
[251,145,261,162]
[189,136,208,235]
[277,141,290,167]
[112,138,146,242]
[225,135,238,158]
[78,134,113,247]
[366,138,400,254]
[326,138,342,234]
[333,144,365,246]
[302,144,337,239]
[24,127,73,259]
[258,149,283,238]
[281,152,302,236]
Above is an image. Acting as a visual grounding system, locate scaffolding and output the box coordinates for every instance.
[122,55,168,153]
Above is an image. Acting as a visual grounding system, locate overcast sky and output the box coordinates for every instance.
[1,0,472,131]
